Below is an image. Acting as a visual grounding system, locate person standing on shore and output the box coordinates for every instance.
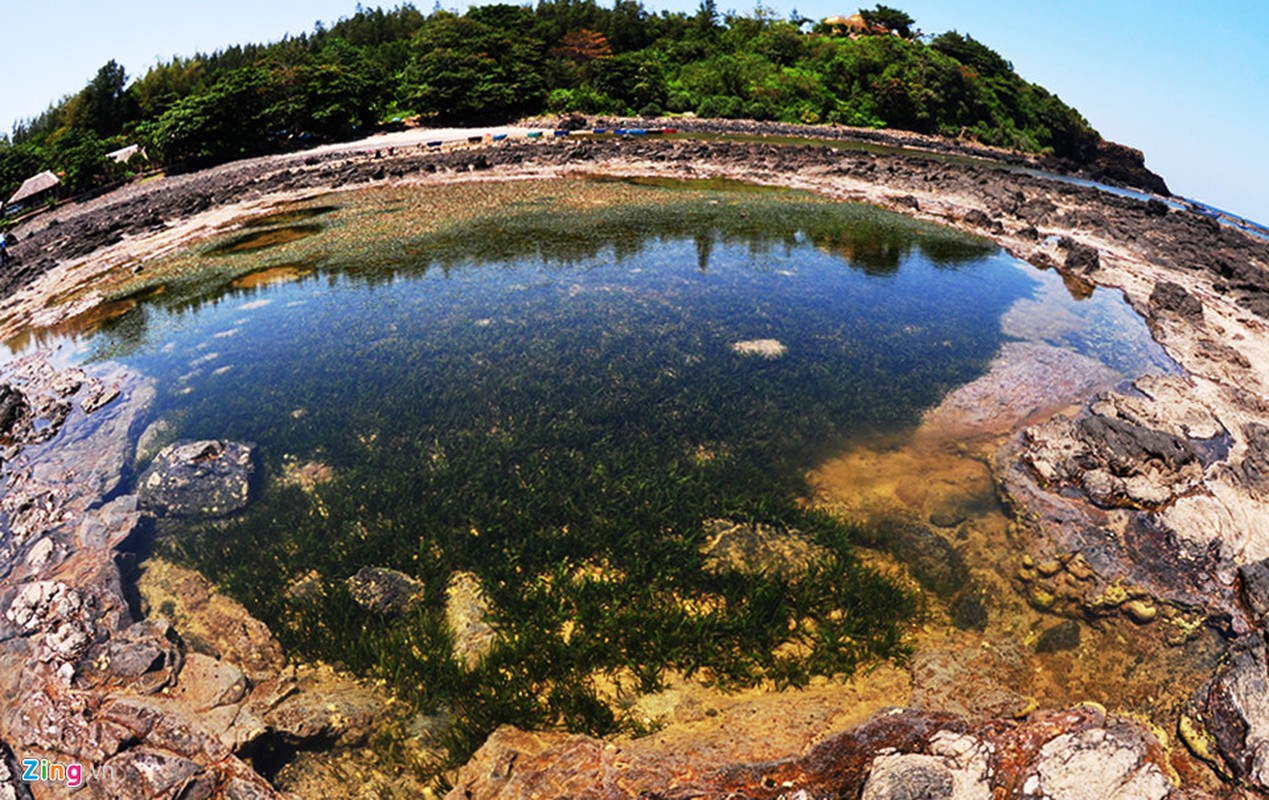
[0,230,10,266]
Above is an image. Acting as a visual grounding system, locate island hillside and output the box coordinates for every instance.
[1,1,1163,212]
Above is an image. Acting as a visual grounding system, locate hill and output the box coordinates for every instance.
[0,2,1160,208]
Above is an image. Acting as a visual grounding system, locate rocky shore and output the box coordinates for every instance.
[2,123,1269,798]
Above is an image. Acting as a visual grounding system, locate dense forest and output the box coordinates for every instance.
[0,2,1101,207]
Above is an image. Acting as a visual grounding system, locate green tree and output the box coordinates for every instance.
[142,67,271,164]
[859,5,915,38]
[74,60,134,138]
[48,129,109,194]
[399,12,546,122]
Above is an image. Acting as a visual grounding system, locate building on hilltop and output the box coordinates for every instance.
[821,13,890,37]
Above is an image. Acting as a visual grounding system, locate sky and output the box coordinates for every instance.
[1,0,1266,223]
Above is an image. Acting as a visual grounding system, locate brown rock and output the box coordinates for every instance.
[138,558,285,681]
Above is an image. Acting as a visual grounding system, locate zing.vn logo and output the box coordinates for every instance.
[21,758,115,789]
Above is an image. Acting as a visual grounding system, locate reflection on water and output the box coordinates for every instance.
[10,181,1197,771]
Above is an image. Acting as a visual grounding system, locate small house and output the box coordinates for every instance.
[6,170,60,210]
[106,144,145,164]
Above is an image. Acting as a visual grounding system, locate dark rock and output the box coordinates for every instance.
[1149,280,1204,324]
[345,566,424,616]
[1240,423,1269,496]
[0,385,29,440]
[963,208,994,229]
[1239,559,1269,620]
[949,589,988,632]
[1076,415,1198,477]
[1059,237,1100,273]
[868,521,969,599]
[1145,199,1169,217]
[138,440,255,517]
[1035,620,1081,654]
[1088,140,1170,196]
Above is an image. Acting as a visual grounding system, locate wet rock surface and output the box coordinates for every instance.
[138,439,255,517]
[447,705,1180,800]
[0,355,409,799]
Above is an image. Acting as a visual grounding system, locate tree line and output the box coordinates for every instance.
[1,2,1101,206]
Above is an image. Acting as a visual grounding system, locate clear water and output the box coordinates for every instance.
[16,183,1177,766]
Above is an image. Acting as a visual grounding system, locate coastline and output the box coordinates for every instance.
[2,127,1269,797]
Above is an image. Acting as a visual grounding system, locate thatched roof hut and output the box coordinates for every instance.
[6,170,60,207]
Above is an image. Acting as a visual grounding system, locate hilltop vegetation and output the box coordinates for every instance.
[1,2,1101,204]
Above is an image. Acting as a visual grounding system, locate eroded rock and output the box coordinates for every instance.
[1186,636,1269,788]
[1026,723,1172,800]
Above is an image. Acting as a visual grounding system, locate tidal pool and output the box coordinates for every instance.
[12,179,1185,771]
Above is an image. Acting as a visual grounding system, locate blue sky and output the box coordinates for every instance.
[2,1,1266,223]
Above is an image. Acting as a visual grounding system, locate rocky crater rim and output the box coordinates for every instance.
[2,130,1269,798]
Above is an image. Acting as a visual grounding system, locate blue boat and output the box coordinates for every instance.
[492,133,508,141]
[553,130,569,137]
[592,128,607,134]
[613,128,628,135]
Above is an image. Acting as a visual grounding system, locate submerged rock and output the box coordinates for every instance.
[346,566,424,616]
[730,338,786,358]
[698,518,827,580]
[861,520,969,599]
[134,416,176,465]
[446,705,1177,799]
[138,439,255,517]
[910,642,1033,719]
[1035,620,1082,654]
[446,571,496,671]
[138,558,285,682]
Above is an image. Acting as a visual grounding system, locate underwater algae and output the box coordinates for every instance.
[45,177,1154,780]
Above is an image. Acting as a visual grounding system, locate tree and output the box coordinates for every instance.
[75,60,134,137]
[142,67,270,164]
[929,31,1011,77]
[398,13,546,122]
[859,5,915,38]
[49,129,109,194]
